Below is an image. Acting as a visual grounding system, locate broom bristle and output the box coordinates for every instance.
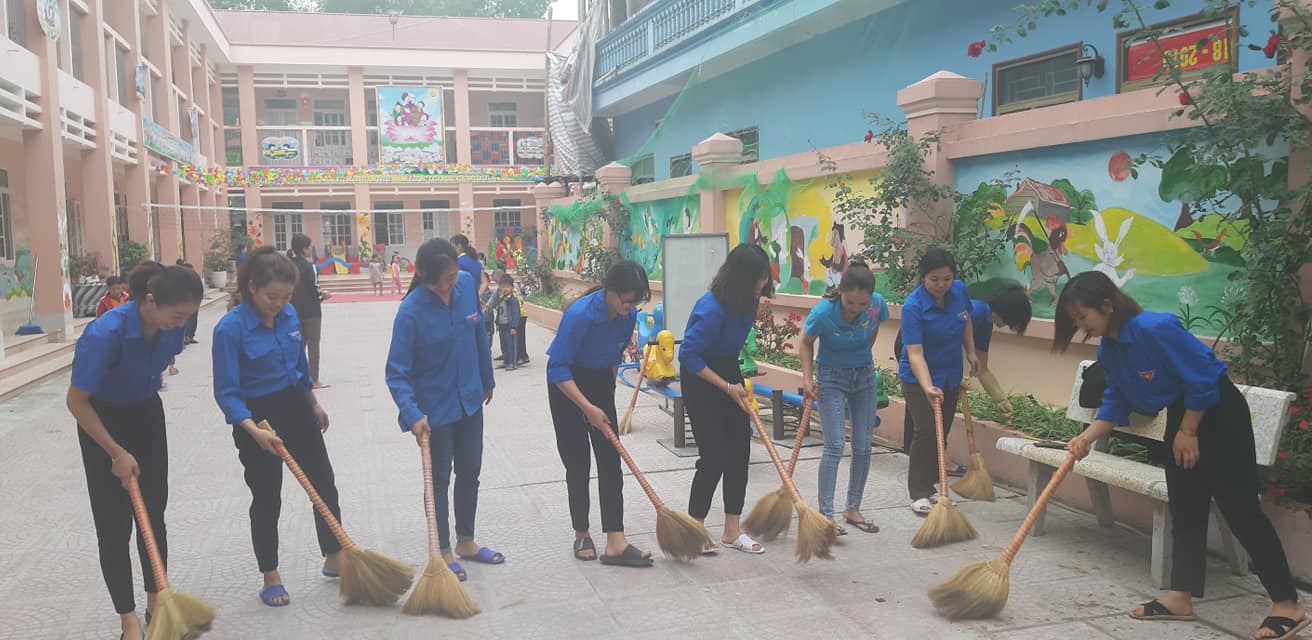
[950,453,996,502]
[144,588,215,640]
[655,506,714,560]
[402,557,480,618]
[911,499,979,549]
[340,546,415,606]
[742,488,793,541]
[793,503,838,563]
[927,557,1011,620]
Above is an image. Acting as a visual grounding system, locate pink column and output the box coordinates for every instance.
[348,67,368,166]
[79,0,119,270]
[594,162,632,249]
[895,71,983,237]
[453,70,472,165]
[238,65,259,170]
[691,133,744,234]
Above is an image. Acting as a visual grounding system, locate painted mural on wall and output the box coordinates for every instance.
[546,208,603,273]
[725,169,878,296]
[376,87,444,163]
[622,196,701,279]
[954,133,1258,335]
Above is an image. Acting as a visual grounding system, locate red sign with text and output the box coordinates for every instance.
[1125,20,1232,82]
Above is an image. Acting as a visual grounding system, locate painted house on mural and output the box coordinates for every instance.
[536,0,1277,340]
[0,0,572,339]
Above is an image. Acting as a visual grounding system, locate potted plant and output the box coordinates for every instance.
[203,250,230,288]
[117,241,150,274]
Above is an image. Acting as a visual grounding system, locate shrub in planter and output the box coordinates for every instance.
[117,241,150,274]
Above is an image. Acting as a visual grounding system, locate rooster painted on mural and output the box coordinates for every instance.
[1010,201,1070,300]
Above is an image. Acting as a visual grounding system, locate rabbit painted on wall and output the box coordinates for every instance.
[1091,210,1136,287]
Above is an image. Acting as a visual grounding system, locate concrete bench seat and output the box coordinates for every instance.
[995,359,1294,589]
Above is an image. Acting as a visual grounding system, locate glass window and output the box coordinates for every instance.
[993,46,1081,115]
[228,196,246,233]
[224,129,242,166]
[631,154,654,185]
[69,8,85,80]
[420,199,451,241]
[493,199,521,237]
[320,204,353,252]
[222,87,240,126]
[489,101,518,128]
[66,198,84,258]
[114,44,130,108]
[114,192,128,245]
[0,170,12,260]
[262,98,299,126]
[7,0,26,46]
[270,202,304,251]
[725,126,758,164]
[373,201,404,246]
[670,153,693,178]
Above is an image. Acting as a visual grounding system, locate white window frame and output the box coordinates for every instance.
[262,98,299,126]
[488,101,518,128]
[0,170,12,260]
[313,99,348,147]
[493,199,522,232]
[270,203,304,252]
[66,198,85,258]
[420,199,452,241]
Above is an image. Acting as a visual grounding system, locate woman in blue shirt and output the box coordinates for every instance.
[798,256,889,534]
[451,233,484,296]
[212,246,342,608]
[1055,271,1305,638]
[67,262,203,640]
[898,248,980,515]
[386,238,500,582]
[546,261,652,566]
[682,243,774,555]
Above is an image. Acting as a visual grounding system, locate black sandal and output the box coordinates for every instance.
[598,544,654,567]
[1128,599,1196,621]
[844,516,880,534]
[573,537,596,561]
[1256,615,1310,640]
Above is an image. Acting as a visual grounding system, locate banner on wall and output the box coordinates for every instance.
[376,87,444,163]
[187,106,200,141]
[1123,18,1232,85]
[515,135,544,161]
[135,64,147,98]
[261,136,300,160]
[36,0,60,41]
[141,117,196,164]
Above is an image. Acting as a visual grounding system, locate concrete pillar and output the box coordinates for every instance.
[20,0,74,336]
[348,67,368,166]
[353,183,371,254]
[532,181,567,259]
[122,0,151,253]
[453,69,472,165]
[198,44,216,166]
[594,162,632,249]
[238,66,259,168]
[181,184,203,264]
[458,182,475,244]
[895,71,983,237]
[78,0,119,271]
[691,133,743,234]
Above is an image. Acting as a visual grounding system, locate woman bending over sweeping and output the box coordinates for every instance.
[896,284,1031,454]
[898,248,980,516]
[212,246,343,607]
[546,261,653,566]
[386,238,502,582]
[798,256,888,535]
[1055,271,1306,640]
[682,243,775,555]
[68,262,203,640]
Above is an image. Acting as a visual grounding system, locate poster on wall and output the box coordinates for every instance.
[376,87,444,163]
[515,134,544,161]
[135,64,147,98]
[260,135,299,160]
[187,106,200,142]
[36,0,60,41]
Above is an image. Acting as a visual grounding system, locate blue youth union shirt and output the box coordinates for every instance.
[970,299,993,353]
[898,279,971,389]
[1094,311,1227,426]
[804,295,889,368]
[679,291,755,374]
[546,289,637,384]
[212,302,313,424]
[71,301,186,403]
[386,270,495,431]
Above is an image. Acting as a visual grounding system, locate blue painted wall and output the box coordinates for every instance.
[610,0,1271,180]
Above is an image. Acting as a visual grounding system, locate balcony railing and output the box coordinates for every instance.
[595,0,764,83]
[253,126,354,167]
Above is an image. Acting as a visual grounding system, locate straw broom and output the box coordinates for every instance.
[911,397,978,548]
[743,402,813,541]
[618,345,649,435]
[950,385,996,502]
[593,416,711,559]
[257,420,414,606]
[125,476,215,640]
[929,453,1077,619]
[402,434,479,618]
[744,405,837,562]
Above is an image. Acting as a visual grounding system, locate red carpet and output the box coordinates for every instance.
[323,292,406,304]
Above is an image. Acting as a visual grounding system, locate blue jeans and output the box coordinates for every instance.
[430,410,484,554]
[816,365,878,519]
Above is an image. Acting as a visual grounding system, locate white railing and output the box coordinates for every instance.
[252,125,354,167]
[0,38,41,129]
[595,0,761,83]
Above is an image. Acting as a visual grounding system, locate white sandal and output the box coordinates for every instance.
[910,498,933,515]
[721,533,765,554]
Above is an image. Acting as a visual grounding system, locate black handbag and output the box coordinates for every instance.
[1078,361,1107,409]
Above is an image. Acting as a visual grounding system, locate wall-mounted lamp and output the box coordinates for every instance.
[1076,43,1105,86]
[387,10,400,40]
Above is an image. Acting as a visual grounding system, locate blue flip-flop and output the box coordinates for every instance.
[447,561,468,582]
[321,565,339,578]
[259,583,290,607]
[458,546,505,565]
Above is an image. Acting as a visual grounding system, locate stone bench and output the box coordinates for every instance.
[995,359,1294,588]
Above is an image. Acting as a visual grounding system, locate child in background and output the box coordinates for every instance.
[494,273,521,371]
[95,276,129,317]
[368,255,385,296]
[390,255,403,295]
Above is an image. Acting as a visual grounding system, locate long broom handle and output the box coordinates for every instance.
[999,454,1076,564]
[961,382,979,456]
[594,417,667,510]
[622,346,649,419]
[125,476,171,592]
[747,404,805,505]
[418,435,440,558]
[257,420,356,550]
[784,402,814,478]
[933,397,949,493]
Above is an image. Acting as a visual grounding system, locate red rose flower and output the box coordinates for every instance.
[1301,420,1310,430]
[967,40,986,58]
[1177,91,1192,106]
[1264,33,1282,59]
[863,130,874,143]
[1292,406,1302,414]
[1277,450,1291,460]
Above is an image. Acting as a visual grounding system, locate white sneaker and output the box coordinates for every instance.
[910,498,933,515]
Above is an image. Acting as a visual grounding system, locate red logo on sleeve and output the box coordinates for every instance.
[1139,370,1155,381]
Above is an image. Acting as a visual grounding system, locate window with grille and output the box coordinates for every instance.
[69,7,85,81]
[670,153,693,178]
[7,0,26,45]
[725,126,759,164]
[262,98,299,126]
[228,196,246,233]
[631,154,654,184]
[66,198,84,258]
[488,101,518,128]
[270,202,304,251]
[114,192,128,245]
[373,202,404,246]
[222,87,240,126]
[313,100,348,147]
[993,45,1082,115]
[421,199,452,241]
[493,199,522,233]
[320,201,352,250]
[0,170,11,260]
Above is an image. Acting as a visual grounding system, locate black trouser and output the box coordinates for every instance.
[517,316,528,361]
[1165,375,1297,601]
[548,366,624,533]
[183,311,198,342]
[232,386,342,573]
[902,382,960,501]
[684,357,751,519]
[78,395,169,615]
[498,324,518,366]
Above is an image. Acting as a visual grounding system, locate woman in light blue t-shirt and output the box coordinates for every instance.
[798,256,889,535]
